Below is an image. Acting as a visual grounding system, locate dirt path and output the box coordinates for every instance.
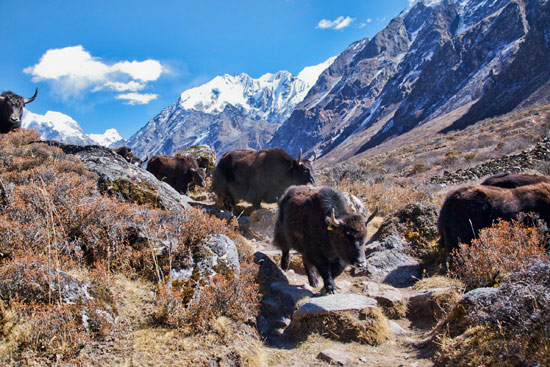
[253,239,435,367]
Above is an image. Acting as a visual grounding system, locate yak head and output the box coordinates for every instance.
[0,89,37,133]
[326,209,368,268]
[290,149,315,185]
[191,167,207,188]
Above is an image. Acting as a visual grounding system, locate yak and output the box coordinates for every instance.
[114,146,147,165]
[0,88,37,134]
[438,182,550,254]
[273,185,371,294]
[146,155,206,195]
[481,173,550,188]
[212,148,315,211]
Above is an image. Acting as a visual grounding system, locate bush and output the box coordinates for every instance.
[436,260,550,366]
[452,219,548,290]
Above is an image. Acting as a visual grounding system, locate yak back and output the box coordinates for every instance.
[438,182,550,253]
[481,173,550,188]
[212,148,313,206]
[146,155,203,194]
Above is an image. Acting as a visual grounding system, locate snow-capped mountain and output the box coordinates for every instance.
[269,0,550,162]
[23,110,124,147]
[88,129,124,147]
[127,57,336,158]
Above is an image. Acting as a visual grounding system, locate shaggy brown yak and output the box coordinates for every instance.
[438,183,550,254]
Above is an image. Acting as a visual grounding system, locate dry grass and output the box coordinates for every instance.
[0,129,261,365]
[288,307,392,346]
[412,276,464,291]
[452,219,548,290]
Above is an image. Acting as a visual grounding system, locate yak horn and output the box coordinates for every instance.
[330,208,340,227]
[0,95,5,102]
[298,148,302,164]
[24,88,38,105]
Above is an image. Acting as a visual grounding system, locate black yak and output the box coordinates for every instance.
[481,173,550,188]
[0,88,37,133]
[146,155,206,195]
[438,183,550,254]
[273,185,372,294]
[212,148,314,211]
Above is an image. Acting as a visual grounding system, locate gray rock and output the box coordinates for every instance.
[270,282,313,313]
[406,287,455,320]
[363,236,421,287]
[293,294,377,319]
[170,234,240,283]
[249,208,278,241]
[47,142,190,212]
[254,251,288,285]
[317,348,348,366]
[343,192,369,217]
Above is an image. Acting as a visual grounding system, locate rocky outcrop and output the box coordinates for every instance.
[46,142,191,212]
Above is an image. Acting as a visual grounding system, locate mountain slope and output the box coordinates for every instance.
[269,0,550,163]
[127,57,335,158]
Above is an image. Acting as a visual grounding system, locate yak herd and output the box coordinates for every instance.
[3,89,550,293]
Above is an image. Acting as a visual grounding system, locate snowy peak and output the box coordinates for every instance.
[23,110,124,147]
[89,128,125,147]
[178,56,336,123]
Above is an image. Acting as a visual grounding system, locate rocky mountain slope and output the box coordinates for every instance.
[269,0,550,162]
[126,58,335,159]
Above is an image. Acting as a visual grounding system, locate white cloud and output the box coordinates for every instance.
[317,16,355,30]
[24,45,164,104]
[367,18,372,23]
[111,60,163,82]
[116,93,158,105]
[96,81,146,92]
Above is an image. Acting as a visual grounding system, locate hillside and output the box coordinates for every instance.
[270,0,550,163]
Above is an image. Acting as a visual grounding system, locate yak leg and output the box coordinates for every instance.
[330,259,346,279]
[302,256,319,288]
[281,249,290,271]
[315,261,336,294]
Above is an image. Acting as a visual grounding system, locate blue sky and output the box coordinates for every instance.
[1,0,410,138]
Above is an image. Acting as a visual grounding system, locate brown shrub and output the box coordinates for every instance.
[452,219,548,290]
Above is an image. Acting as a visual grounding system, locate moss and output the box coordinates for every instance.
[99,178,164,209]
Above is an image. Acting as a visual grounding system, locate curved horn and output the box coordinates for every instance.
[24,88,38,105]
[298,148,302,164]
[330,208,340,227]
[0,95,5,103]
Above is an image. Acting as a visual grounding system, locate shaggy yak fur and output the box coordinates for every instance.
[0,89,37,134]
[481,173,550,188]
[114,146,147,165]
[146,155,206,194]
[438,183,550,254]
[211,148,315,211]
[273,185,371,294]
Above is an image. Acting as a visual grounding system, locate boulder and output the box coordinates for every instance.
[293,294,377,319]
[369,202,439,244]
[362,281,406,319]
[175,145,216,171]
[342,192,369,218]
[46,142,190,212]
[362,235,422,287]
[170,234,240,284]
[288,294,390,345]
[249,209,278,241]
[407,287,461,322]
